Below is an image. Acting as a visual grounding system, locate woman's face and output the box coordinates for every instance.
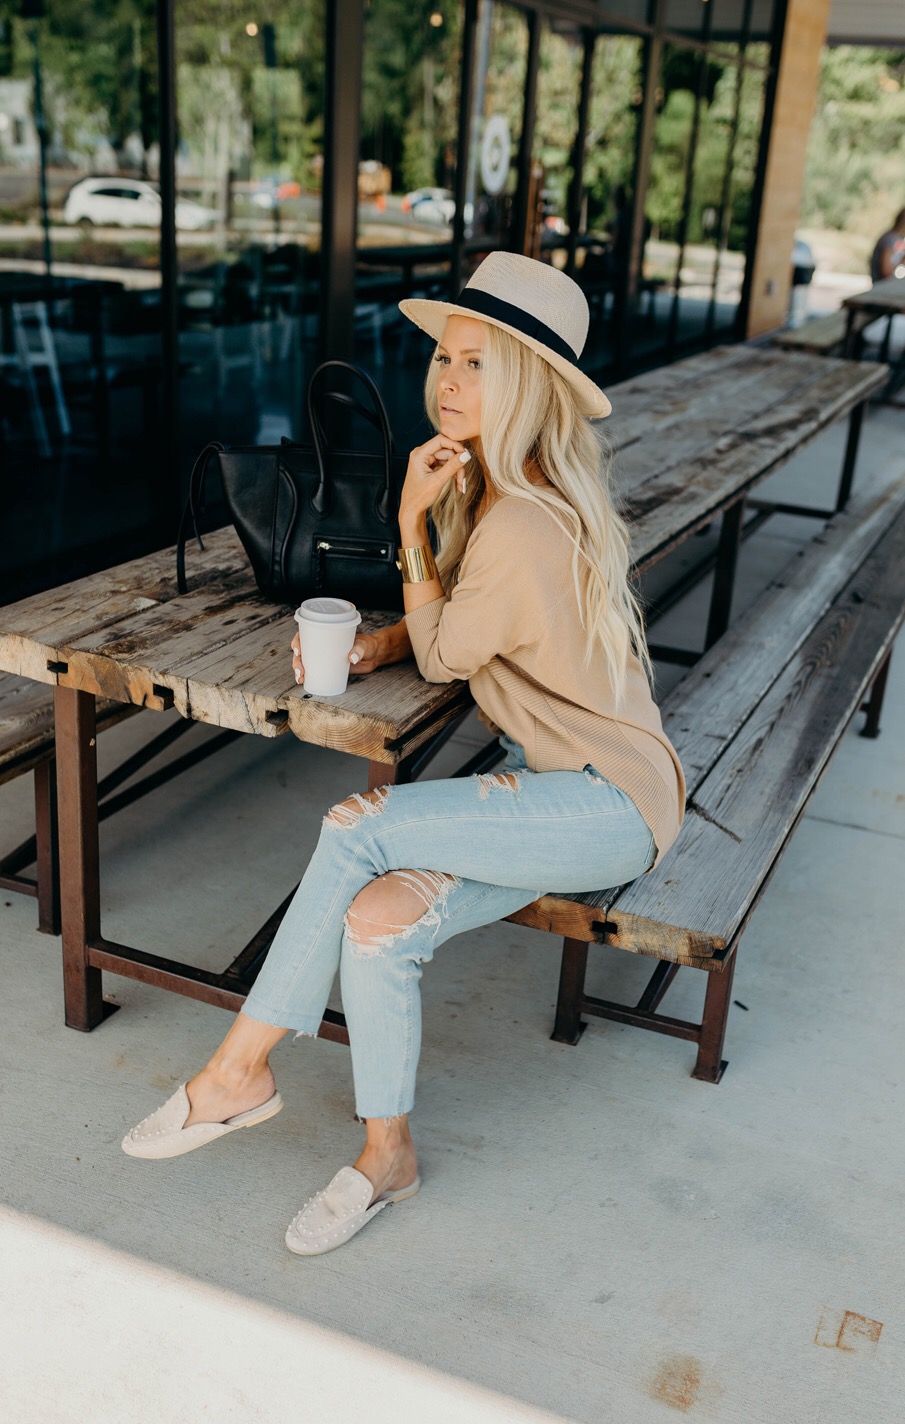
[434,315,484,443]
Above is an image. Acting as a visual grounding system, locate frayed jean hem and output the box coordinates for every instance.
[241,1001,323,1038]
[354,1098,416,1122]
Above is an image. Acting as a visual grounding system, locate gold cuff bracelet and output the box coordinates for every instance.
[395,544,439,583]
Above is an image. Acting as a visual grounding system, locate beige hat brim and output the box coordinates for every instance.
[398,297,612,420]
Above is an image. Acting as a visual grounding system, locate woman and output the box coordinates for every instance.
[122,253,685,1256]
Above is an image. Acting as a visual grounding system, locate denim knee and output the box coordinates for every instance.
[342,869,460,961]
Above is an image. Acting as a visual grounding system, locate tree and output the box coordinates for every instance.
[802,46,905,238]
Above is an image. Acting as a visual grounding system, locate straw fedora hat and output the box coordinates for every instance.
[399,250,611,419]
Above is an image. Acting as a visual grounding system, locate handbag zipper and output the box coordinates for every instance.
[316,539,391,557]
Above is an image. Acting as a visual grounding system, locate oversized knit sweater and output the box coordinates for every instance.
[404,495,685,866]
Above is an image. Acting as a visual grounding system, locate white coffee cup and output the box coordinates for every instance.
[294,597,362,696]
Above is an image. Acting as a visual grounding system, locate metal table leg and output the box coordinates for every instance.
[704,498,746,649]
[53,685,118,1031]
[836,399,865,512]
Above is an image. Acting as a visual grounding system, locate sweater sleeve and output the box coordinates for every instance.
[404,501,549,684]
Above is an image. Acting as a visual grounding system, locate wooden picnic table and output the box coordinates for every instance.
[842,275,905,397]
[842,275,905,346]
[0,344,886,1034]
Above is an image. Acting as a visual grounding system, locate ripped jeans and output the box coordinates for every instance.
[242,737,656,1120]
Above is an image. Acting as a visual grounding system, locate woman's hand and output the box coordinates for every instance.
[399,433,470,526]
[291,622,411,685]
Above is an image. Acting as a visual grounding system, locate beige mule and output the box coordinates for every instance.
[285,1166,421,1256]
[121,1083,283,1160]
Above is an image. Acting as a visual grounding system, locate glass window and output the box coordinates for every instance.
[175,2,326,461]
[663,0,710,42]
[710,2,748,51]
[597,0,652,26]
[0,1,165,600]
[715,61,767,328]
[466,1,530,253]
[638,44,699,360]
[355,0,465,436]
[574,33,645,375]
[675,55,736,344]
[747,0,777,45]
[531,22,584,260]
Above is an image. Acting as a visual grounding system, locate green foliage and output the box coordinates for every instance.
[802,47,905,238]
[361,0,462,191]
[647,89,694,239]
[582,37,643,230]
[0,1,326,182]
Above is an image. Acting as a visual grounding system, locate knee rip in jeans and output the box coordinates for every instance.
[475,770,521,799]
[344,869,461,957]
[324,785,391,830]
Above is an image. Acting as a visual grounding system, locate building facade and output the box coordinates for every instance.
[0,0,831,599]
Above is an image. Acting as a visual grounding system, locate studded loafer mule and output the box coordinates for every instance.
[121,1084,283,1160]
[285,1165,421,1256]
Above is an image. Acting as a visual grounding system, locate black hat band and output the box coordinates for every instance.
[454,287,579,364]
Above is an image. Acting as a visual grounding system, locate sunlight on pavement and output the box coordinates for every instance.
[0,1205,565,1424]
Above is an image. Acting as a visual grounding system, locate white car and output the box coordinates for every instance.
[62,177,215,231]
[402,187,456,225]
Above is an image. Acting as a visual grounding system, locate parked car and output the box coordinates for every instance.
[62,177,216,231]
[402,186,474,229]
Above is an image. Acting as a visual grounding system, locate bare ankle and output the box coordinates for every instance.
[205,1055,272,1086]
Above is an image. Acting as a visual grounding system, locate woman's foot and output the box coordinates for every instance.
[180,1011,288,1127]
[353,1118,418,1204]
[184,1061,277,1127]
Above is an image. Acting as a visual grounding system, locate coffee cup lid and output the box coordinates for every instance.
[295,597,360,625]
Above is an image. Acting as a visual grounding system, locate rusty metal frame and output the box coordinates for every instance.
[0,717,240,937]
[547,642,896,1083]
[550,936,735,1083]
[51,683,496,1038]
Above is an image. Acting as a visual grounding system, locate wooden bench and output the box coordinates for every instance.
[0,533,250,933]
[773,309,876,358]
[506,481,905,1082]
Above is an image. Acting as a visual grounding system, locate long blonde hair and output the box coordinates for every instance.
[425,320,651,703]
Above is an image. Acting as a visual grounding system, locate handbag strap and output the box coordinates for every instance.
[305,359,395,521]
[176,441,225,594]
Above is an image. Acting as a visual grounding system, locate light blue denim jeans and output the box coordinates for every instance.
[243,736,655,1119]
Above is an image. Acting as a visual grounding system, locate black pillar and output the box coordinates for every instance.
[156,0,181,539]
[320,0,365,361]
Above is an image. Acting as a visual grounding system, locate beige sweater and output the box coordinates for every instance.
[405,496,685,866]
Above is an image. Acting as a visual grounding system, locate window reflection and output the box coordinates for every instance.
[175,2,325,456]
[575,33,645,375]
[465,1,529,253]
[720,61,766,320]
[0,0,779,603]
[677,57,736,343]
[0,0,164,600]
[354,0,464,436]
[532,22,583,258]
[640,44,698,360]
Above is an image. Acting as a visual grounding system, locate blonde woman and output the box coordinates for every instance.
[122,253,685,1255]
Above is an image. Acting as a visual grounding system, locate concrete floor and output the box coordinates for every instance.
[1,402,903,1423]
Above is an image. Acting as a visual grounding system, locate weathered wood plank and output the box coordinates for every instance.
[0,527,247,653]
[772,311,876,354]
[0,673,137,786]
[610,501,905,946]
[528,489,905,959]
[611,348,843,491]
[627,359,887,569]
[844,276,905,316]
[603,344,775,449]
[506,894,724,970]
[662,482,905,787]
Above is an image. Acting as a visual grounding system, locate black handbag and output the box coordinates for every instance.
[176,359,408,610]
